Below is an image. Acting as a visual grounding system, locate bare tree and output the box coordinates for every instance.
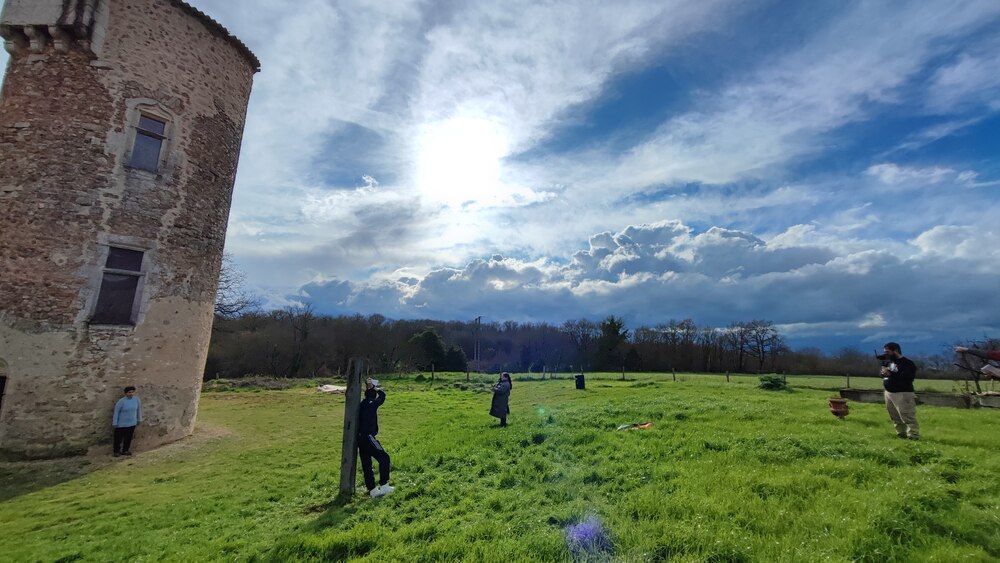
[744,319,782,373]
[721,322,749,372]
[215,253,262,319]
[562,319,599,370]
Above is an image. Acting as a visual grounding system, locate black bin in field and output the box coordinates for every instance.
[574,373,586,390]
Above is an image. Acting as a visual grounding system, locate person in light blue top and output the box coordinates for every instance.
[112,386,142,456]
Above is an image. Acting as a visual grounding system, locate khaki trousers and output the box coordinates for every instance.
[885,391,919,439]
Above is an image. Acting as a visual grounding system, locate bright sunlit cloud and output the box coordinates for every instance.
[415,116,510,208]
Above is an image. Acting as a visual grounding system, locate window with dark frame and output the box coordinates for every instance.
[91,247,145,326]
[129,115,167,172]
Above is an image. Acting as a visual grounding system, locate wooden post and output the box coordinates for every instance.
[339,358,364,497]
[726,371,730,383]
[672,370,676,382]
[846,372,850,389]
[621,365,625,381]
[431,363,435,381]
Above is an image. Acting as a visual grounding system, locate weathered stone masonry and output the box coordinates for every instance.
[0,0,258,459]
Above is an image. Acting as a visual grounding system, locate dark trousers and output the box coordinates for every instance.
[113,426,136,453]
[358,434,390,491]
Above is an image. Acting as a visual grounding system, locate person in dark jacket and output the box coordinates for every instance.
[880,342,919,440]
[490,372,512,427]
[358,378,393,497]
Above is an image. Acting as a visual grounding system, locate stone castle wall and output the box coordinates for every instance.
[0,0,257,459]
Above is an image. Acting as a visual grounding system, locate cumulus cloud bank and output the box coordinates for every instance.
[296,219,1000,348]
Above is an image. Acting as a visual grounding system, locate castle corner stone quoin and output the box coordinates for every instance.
[0,0,258,459]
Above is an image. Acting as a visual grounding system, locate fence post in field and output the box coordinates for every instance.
[726,371,730,383]
[672,369,676,382]
[846,372,850,388]
[622,365,625,381]
[339,357,364,497]
[431,363,435,381]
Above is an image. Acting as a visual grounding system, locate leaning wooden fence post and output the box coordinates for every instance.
[339,358,364,497]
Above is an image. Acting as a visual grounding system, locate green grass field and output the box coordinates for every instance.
[2,373,999,562]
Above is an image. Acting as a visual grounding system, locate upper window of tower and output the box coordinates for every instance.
[129,115,168,172]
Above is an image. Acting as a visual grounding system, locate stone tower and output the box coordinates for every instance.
[0,0,258,459]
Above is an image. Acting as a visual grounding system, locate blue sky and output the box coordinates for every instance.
[3,0,998,353]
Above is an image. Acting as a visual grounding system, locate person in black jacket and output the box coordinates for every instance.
[880,342,919,440]
[490,372,512,427]
[358,378,393,497]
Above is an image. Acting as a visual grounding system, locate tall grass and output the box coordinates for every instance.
[1,374,998,561]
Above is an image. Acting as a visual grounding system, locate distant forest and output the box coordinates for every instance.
[205,307,990,380]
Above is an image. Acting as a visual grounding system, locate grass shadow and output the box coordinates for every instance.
[0,455,109,502]
[301,493,361,532]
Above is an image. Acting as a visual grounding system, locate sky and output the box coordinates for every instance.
[2,0,999,354]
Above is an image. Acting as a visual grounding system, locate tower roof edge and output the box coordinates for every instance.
[170,0,260,73]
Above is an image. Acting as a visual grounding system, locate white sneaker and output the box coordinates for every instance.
[369,484,394,498]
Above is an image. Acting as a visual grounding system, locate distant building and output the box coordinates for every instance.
[0,0,258,459]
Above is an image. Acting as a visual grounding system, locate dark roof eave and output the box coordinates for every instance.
[170,0,260,73]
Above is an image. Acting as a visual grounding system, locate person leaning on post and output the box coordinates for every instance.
[880,342,919,441]
[112,386,142,456]
[358,378,394,498]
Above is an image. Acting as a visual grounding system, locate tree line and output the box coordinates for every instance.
[206,309,884,379]
[209,259,991,380]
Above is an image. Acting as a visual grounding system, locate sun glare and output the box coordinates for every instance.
[415,117,510,207]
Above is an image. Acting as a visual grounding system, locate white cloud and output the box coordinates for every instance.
[866,163,957,186]
[926,49,1000,113]
[176,0,748,284]
[895,117,986,152]
[911,226,1000,261]
[511,0,1000,201]
[293,219,1000,347]
[865,162,998,190]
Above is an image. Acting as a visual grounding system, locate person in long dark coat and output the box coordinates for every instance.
[490,372,512,427]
